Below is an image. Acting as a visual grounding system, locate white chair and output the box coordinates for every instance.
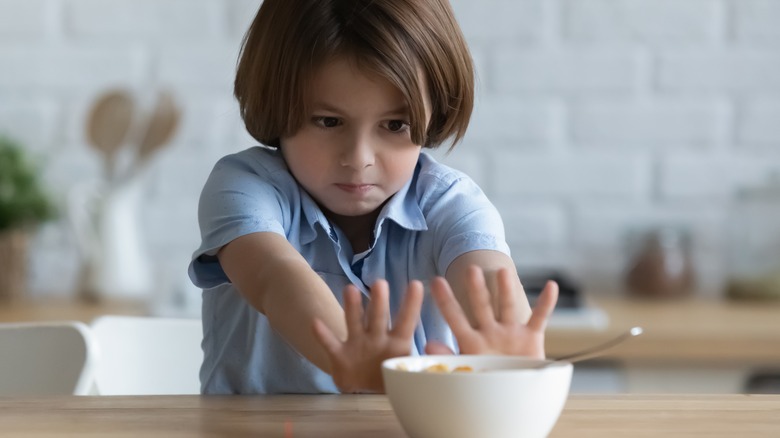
[90,315,202,395]
[0,321,98,396]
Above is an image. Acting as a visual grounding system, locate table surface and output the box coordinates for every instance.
[2,294,780,365]
[0,394,778,437]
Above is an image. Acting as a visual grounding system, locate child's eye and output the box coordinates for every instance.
[313,116,341,128]
[385,120,410,133]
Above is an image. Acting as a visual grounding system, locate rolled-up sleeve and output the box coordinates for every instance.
[188,154,288,289]
[424,174,511,274]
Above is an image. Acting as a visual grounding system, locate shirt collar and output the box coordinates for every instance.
[298,158,428,246]
[375,163,427,233]
[299,190,331,245]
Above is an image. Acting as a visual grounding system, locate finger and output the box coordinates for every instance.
[467,265,496,328]
[343,285,365,339]
[367,279,390,334]
[312,318,343,358]
[430,276,474,340]
[496,268,518,325]
[391,280,424,339]
[424,341,455,355]
[526,280,559,332]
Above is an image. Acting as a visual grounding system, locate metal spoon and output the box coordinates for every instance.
[544,326,644,366]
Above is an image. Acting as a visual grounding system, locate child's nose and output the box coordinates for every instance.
[339,133,375,169]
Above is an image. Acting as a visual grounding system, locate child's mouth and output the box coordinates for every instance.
[336,183,375,194]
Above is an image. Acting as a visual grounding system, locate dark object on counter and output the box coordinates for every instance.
[744,371,780,394]
[519,270,582,310]
[625,227,695,298]
[725,274,780,301]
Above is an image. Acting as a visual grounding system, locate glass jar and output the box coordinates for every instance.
[725,174,780,301]
[624,227,696,298]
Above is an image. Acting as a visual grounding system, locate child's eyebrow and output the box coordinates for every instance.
[311,102,344,113]
[311,102,409,117]
[381,106,410,117]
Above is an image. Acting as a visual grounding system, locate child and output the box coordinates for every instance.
[188,0,558,394]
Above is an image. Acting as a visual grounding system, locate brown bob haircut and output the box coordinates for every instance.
[234,0,474,149]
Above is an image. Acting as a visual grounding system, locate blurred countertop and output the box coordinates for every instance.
[1,294,779,366]
[0,297,147,324]
[546,295,780,366]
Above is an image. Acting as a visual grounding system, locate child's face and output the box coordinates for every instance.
[280,57,428,220]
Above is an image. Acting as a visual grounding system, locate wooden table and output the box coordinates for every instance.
[0,394,778,437]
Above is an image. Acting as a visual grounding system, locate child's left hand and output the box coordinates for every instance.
[425,265,559,359]
[312,279,424,393]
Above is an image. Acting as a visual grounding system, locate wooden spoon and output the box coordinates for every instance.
[86,90,135,179]
[136,90,181,165]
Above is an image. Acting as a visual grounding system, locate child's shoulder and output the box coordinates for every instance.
[206,145,298,195]
[412,152,490,214]
[216,145,287,174]
[212,145,295,181]
[416,152,474,191]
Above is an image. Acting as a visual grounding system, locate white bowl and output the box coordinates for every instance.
[382,355,572,438]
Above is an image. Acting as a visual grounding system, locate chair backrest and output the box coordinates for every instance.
[0,321,97,396]
[90,315,202,395]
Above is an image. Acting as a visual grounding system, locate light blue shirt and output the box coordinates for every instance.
[188,146,510,394]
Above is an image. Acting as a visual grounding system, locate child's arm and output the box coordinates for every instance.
[217,231,349,374]
[427,250,559,359]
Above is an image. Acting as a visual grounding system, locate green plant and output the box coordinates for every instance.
[0,135,56,231]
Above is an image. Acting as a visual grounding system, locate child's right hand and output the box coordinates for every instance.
[312,279,423,394]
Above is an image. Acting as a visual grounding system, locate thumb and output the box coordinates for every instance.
[425,341,455,355]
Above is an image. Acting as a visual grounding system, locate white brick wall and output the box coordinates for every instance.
[1,0,779,297]
[570,99,728,147]
[451,0,544,42]
[0,47,150,92]
[734,0,780,44]
[66,0,224,40]
[739,100,780,145]
[493,152,651,199]
[493,49,638,95]
[658,50,780,94]
[0,0,50,39]
[563,0,724,45]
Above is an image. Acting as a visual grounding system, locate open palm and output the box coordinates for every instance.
[426,266,558,359]
[312,279,423,393]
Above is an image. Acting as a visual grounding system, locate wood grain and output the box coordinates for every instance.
[0,395,778,437]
